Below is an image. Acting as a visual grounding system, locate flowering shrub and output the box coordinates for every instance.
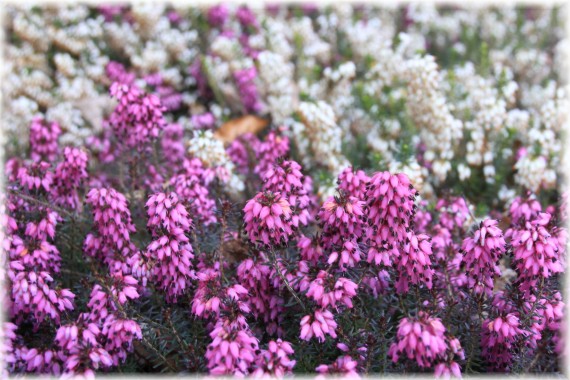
[1,2,567,378]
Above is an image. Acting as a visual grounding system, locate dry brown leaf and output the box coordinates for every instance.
[214,115,268,144]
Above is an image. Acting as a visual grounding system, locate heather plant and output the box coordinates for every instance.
[1,2,568,378]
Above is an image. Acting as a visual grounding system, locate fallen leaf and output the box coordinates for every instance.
[214,115,268,144]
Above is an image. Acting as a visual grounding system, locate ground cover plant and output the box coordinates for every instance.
[0,2,568,377]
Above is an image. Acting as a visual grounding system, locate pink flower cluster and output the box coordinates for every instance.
[319,192,366,270]
[306,270,358,309]
[460,219,506,296]
[145,192,196,301]
[109,81,166,150]
[508,212,563,293]
[170,158,217,225]
[388,312,464,370]
[253,131,290,176]
[207,4,229,27]
[237,257,285,336]
[51,147,89,209]
[252,339,296,377]
[337,166,370,199]
[365,172,418,266]
[16,161,53,193]
[10,269,75,327]
[29,117,61,162]
[316,355,359,376]
[262,158,313,228]
[84,187,138,273]
[299,309,338,342]
[243,191,295,247]
[481,312,523,371]
[394,231,434,293]
[234,67,262,113]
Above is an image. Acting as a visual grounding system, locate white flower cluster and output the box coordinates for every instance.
[187,130,244,196]
[297,101,349,191]
[257,51,298,124]
[402,55,463,182]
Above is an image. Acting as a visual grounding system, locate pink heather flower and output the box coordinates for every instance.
[191,112,216,130]
[414,201,433,234]
[237,257,284,336]
[51,147,89,210]
[167,10,182,23]
[206,313,259,376]
[252,339,296,377]
[238,33,261,59]
[315,355,358,376]
[262,159,313,227]
[509,193,542,223]
[86,285,112,320]
[109,273,139,305]
[243,191,294,247]
[253,131,290,176]
[161,123,186,166]
[434,362,462,379]
[144,72,162,87]
[192,268,223,318]
[105,61,135,85]
[22,206,59,241]
[365,172,418,266]
[207,4,229,27]
[155,85,183,111]
[227,133,261,176]
[170,159,217,225]
[2,323,18,374]
[227,138,252,175]
[189,59,213,99]
[337,167,370,199]
[388,312,451,368]
[10,270,75,327]
[55,314,114,377]
[299,309,338,342]
[293,260,312,293]
[84,188,137,271]
[319,192,366,270]
[29,117,61,162]
[306,271,358,309]
[436,197,470,231]
[145,192,196,302]
[522,291,564,351]
[361,270,390,298]
[109,82,166,150]
[481,313,523,371]
[394,231,434,294]
[431,225,455,261]
[9,233,61,273]
[146,192,192,236]
[298,234,324,264]
[234,67,262,113]
[19,347,60,374]
[508,212,563,293]
[101,315,143,366]
[460,219,506,297]
[17,161,53,193]
[236,6,259,30]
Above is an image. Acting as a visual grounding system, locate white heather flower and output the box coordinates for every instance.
[514,155,552,192]
[298,101,349,190]
[498,185,517,205]
[401,55,463,181]
[188,130,244,196]
[257,51,298,123]
[457,163,471,182]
